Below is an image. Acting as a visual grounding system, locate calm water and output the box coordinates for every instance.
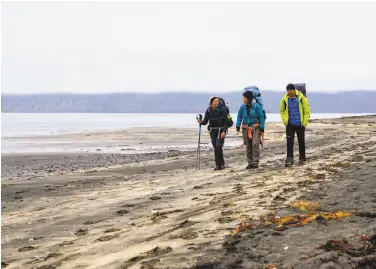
[1,113,373,138]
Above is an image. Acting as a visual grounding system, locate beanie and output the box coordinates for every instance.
[286,83,295,90]
[243,90,254,101]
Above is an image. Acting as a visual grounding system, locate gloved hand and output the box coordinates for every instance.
[260,128,264,133]
[236,126,240,132]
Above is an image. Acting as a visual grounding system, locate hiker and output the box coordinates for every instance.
[236,90,265,169]
[197,97,229,170]
[280,83,311,167]
[239,86,264,145]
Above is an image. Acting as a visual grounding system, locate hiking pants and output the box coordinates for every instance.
[210,129,225,167]
[286,124,306,161]
[246,128,261,165]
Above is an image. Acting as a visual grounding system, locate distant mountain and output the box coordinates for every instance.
[2,91,376,113]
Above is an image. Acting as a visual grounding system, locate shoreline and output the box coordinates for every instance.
[2,115,375,181]
[1,125,247,180]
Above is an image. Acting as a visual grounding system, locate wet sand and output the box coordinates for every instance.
[1,115,376,269]
[1,127,242,180]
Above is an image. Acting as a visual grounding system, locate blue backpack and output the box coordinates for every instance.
[244,86,266,119]
[244,86,264,108]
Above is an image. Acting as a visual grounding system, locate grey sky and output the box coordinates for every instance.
[2,1,376,94]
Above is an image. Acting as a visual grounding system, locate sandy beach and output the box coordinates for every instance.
[1,115,376,269]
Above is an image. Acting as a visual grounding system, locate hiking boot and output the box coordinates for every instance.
[220,161,225,169]
[252,163,259,168]
[285,157,293,167]
[246,164,253,169]
[214,166,222,171]
[298,157,306,166]
[285,161,293,167]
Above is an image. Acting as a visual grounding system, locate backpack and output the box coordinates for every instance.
[218,97,234,128]
[208,97,234,128]
[244,86,267,120]
[244,86,263,107]
[294,83,307,97]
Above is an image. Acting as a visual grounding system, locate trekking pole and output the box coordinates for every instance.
[195,114,203,170]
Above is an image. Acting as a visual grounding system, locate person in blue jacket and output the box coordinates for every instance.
[236,90,265,169]
[240,86,264,145]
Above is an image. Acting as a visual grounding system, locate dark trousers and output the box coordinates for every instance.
[286,124,306,161]
[210,130,225,167]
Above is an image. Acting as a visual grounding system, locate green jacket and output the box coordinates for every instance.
[280,90,311,127]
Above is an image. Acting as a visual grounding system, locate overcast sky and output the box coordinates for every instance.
[1,1,376,94]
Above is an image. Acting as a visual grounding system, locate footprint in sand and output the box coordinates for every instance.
[273,195,287,202]
[140,259,160,268]
[283,187,297,192]
[95,234,120,242]
[309,173,326,180]
[120,247,172,269]
[221,210,234,216]
[151,212,168,223]
[116,209,129,216]
[104,228,121,233]
[170,229,198,240]
[83,219,104,225]
[122,204,135,208]
[223,202,236,208]
[18,246,38,252]
[58,240,75,247]
[46,252,63,259]
[218,216,233,224]
[74,228,88,236]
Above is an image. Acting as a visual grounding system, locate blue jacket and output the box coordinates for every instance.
[288,97,301,126]
[236,103,265,130]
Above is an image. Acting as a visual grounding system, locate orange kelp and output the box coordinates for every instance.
[292,200,321,212]
[233,209,354,235]
[264,211,354,227]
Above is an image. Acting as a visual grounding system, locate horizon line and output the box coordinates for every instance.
[2,89,376,96]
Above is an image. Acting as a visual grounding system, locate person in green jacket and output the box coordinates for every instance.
[280,83,311,167]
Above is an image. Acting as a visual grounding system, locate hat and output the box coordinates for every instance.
[243,90,254,101]
[286,83,295,90]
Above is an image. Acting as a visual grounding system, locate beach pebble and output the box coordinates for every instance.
[284,246,288,250]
